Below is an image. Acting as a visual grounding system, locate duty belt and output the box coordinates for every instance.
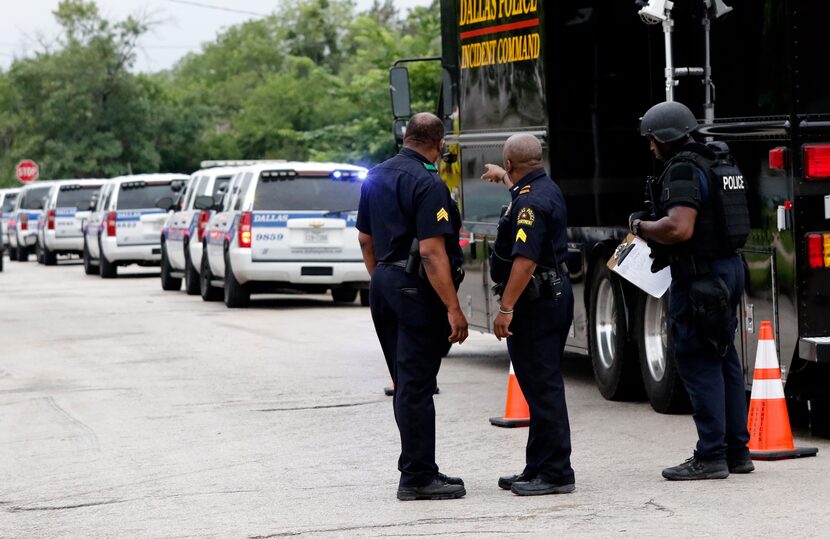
[378,260,407,269]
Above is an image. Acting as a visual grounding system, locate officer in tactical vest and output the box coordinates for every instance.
[357,112,468,501]
[482,133,575,496]
[630,101,753,480]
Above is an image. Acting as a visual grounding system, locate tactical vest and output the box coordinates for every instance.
[658,144,750,259]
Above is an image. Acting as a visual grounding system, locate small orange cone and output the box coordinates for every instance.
[747,321,818,460]
[490,362,530,428]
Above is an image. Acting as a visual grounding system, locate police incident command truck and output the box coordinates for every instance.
[36,179,106,265]
[160,165,235,295]
[81,174,187,278]
[199,161,370,308]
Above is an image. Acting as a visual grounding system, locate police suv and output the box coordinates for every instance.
[36,179,105,265]
[160,165,234,294]
[1,188,19,252]
[83,174,187,278]
[200,161,370,307]
[7,181,55,262]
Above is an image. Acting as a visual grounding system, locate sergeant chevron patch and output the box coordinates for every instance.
[516,229,527,243]
[436,208,449,222]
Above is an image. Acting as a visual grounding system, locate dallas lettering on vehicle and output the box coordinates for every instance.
[459,0,540,70]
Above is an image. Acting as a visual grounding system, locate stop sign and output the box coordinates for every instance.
[16,160,40,183]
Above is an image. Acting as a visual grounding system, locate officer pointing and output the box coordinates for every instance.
[357,112,468,501]
[631,101,753,480]
[481,134,576,496]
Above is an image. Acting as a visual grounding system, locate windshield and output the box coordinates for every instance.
[21,186,50,210]
[57,186,100,209]
[117,183,178,210]
[2,194,17,212]
[253,176,362,211]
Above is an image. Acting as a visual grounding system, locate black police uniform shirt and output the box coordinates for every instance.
[356,147,462,267]
[491,168,568,283]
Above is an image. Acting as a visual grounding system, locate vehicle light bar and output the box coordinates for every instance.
[803,144,830,180]
[121,181,148,189]
[807,233,830,269]
[200,159,287,168]
[261,170,298,181]
[330,170,368,181]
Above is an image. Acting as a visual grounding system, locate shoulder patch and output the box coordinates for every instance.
[423,163,438,172]
[519,185,531,195]
[436,208,449,222]
[517,207,535,227]
[516,228,527,243]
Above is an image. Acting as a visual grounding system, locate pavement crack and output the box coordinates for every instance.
[7,499,125,512]
[254,400,386,412]
[644,498,675,516]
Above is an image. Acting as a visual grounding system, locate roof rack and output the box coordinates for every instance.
[200,159,288,169]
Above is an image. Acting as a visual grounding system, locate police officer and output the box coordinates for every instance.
[631,101,753,480]
[481,133,575,496]
[356,112,468,501]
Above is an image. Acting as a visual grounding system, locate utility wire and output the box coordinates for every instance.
[164,0,269,18]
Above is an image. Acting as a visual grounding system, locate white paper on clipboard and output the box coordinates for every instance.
[607,234,672,298]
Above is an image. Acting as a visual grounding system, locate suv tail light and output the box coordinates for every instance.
[19,214,28,231]
[238,211,252,248]
[106,211,117,237]
[807,233,830,269]
[197,210,210,242]
[803,144,830,180]
[47,209,56,230]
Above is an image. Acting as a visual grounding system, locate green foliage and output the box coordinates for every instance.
[0,0,442,186]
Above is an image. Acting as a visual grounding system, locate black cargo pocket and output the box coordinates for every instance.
[400,287,419,297]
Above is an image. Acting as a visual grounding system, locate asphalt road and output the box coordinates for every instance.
[1,257,829,538]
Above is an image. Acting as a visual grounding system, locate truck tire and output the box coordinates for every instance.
[160,242,182,291]
[183,242,200,295]
[15,244,28,262]
[636,292,690,413]
[0,249,3,272]
[98,239,117,279]
[588,264,642,400]
[199,251,222,302]
[223,250,250,308]
[35,241,44,264]
[8,244,18,261]
[43,242,57,266]
[83,240,98,275]
[331,288,358,303]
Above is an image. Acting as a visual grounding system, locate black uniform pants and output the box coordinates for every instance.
[507,277,575,485]
[669,254,750,461]
[369,265,450,488]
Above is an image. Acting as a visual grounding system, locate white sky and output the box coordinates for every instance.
[0,0,433,72]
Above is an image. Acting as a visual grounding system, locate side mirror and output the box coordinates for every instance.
[194,195,215,211]
[390,66,412,119]
[155,197,175,211]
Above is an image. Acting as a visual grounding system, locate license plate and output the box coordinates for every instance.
[305,230,328,244]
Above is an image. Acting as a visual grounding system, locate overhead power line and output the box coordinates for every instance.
[164,0,269,18]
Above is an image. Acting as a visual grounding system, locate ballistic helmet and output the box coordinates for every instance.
[639,101,698,143]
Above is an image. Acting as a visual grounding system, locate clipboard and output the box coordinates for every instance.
[607,233,672,298]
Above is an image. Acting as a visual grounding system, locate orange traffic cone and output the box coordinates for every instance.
[747,321,818,460]
[489,362,530,428]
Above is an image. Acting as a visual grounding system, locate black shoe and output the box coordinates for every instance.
[510,477,575,496]
[437,472,464,486]
[728,456,755,474]
[498,472,533,490]
[662,457,729,481]
[397,478,466,501]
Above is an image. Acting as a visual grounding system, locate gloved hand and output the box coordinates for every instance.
[628,210,651,235]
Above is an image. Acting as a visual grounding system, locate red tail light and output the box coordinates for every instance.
[238,211,252,248]
[769,147,787,171]
[106,211,117,237]
[807,233,830,269]
[803,144,830,180]
[19,214,28,231]
[197,210,210,242]
[47,209,56,230]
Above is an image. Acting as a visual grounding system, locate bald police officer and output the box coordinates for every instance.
[482,134,575,496]
[357,112,468,501]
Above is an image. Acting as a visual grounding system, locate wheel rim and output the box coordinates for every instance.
[643,295,668,382]
[594,278,618,370]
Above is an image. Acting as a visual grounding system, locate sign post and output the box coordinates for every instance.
[16,160,40,183]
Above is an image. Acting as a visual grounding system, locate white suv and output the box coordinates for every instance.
[160,166,235,294]
[200,162,370,307]
[8,181,55,262]
[1,188,19,252]
[87,174,188,278]
[36,179,105,265]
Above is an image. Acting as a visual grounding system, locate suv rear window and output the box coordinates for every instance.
[2,194,17,212]
[21,186,51,210]
[57,186,100,209]
[253,176,362,211]
[117,183,179,210]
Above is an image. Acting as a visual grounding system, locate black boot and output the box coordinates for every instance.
[498,472,534,490]
[662,456,729,481]
[397,478,466,501]
[437,472,464,486]
[727,456,755,474]
[510,477,575,496]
